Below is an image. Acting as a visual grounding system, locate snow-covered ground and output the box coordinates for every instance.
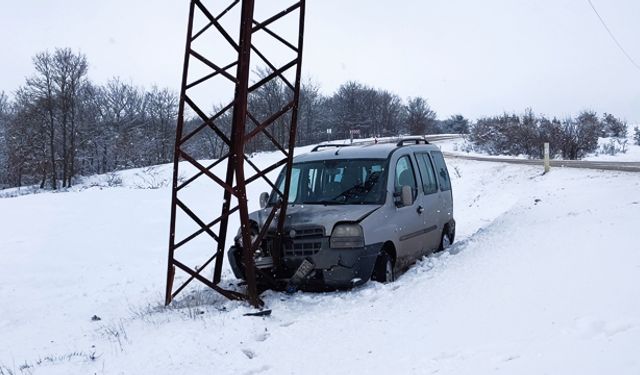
[1,143,639,374]
[436,137,528,159]
[583,132,640,162]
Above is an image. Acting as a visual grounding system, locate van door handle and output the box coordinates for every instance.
[417,206,424,214]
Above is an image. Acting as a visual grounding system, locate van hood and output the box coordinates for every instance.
[251,204,381,235]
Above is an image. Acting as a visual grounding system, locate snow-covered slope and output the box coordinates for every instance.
[1,146,639,374]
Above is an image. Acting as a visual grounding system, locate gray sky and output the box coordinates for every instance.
[1,0,639,122]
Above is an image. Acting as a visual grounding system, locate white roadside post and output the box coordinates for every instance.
[544,142,550,174]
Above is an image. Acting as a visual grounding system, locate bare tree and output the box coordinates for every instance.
[52,48,89,187]
[377,90,405,137]
[5,88,51,187]
[329,81,380,139]
[144,86,178,164]
[0,92,10,187]
[96,78,146,170]
[25,51,58,189]
[298,78,324,145]
[16,49,90,188]
[247,68,290,153]
[405,97,436,136]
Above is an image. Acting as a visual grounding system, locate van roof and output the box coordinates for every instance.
[294,137,441,163]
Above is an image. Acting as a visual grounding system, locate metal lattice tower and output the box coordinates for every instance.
[165,0,305,307]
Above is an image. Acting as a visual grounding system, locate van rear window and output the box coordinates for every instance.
[415,153,438,194]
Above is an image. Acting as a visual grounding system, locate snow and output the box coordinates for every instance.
[1,142,639,374]
[435,137,530,159]
[583,132,640,162]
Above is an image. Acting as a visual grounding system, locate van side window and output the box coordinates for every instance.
[278,167,300,203]
[394,155,417,201]
[430,151,451,191]
[415,153,438,194]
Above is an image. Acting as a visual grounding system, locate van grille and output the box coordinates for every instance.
[290,227,324,238]
[284,241,323,257]
[282,226,325,257]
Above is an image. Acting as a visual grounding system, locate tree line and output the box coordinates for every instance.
[0,49,178,189]
[2,48,635,190]
[467,110,632,160]
[294,80,469,146]
[0,48,468,190]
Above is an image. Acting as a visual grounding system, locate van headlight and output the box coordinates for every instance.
[330,224,364,248]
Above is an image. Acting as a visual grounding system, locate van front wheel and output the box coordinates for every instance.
[371,251,394,283]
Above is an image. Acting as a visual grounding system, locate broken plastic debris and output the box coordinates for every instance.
[244,309,272,317]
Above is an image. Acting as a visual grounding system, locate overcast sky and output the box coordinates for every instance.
[1,0,639,123]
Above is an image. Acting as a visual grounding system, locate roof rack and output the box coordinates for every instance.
[311,136,429,152]
[396,136,429,146]
[311,144,352,152]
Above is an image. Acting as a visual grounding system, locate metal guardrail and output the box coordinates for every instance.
[443,152,640,173]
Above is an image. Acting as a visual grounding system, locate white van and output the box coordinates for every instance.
[228,137,455,290]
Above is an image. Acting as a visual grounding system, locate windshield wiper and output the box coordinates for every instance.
[332,185,365,201]
[302,200,345,205]
[332,173,381,202]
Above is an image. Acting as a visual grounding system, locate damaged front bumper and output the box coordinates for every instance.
[228,239,383,290]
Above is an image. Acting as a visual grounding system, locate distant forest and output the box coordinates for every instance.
[0,48,637,190]
[0,48,470,190]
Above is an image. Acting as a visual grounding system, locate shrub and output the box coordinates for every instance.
[602,113,627,138]
[468,110,604,160]
[599,138,628,156]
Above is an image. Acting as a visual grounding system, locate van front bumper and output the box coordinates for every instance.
[228,240,384,290]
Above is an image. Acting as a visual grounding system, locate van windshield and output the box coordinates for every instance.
[273,159,387,205]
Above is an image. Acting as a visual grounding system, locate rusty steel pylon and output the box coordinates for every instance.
[165,0,305,308]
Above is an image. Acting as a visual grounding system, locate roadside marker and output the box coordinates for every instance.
[544,142,550,174]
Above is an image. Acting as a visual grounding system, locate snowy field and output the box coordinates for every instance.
[1,142,639,374]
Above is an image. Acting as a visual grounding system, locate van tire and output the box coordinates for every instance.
[438,227,454,252]
[371,251,394,283]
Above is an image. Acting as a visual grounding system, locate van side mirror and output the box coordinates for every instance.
[401,185,413,207]
[259,192,270,209]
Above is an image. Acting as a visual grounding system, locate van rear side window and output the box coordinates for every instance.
[431,151,451,191]
[415,153,438,194]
